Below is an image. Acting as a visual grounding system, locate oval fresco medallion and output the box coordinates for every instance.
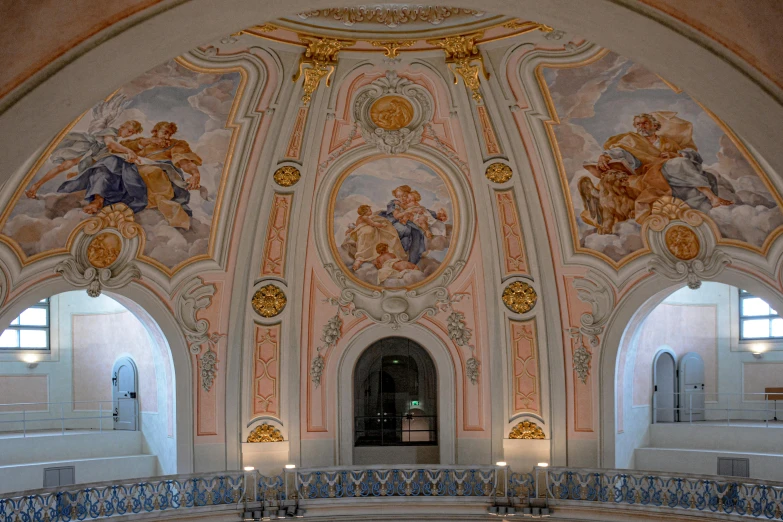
[369,96,415,130]
[330,156,456,290]
[87,232,122,268]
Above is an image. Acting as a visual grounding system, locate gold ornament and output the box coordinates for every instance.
[427,33,488,102]
[292,36,354,105]
[273,166,301,187]
[509,420,545,440]
[485,163,512,183]
[665,225,700,260]
[370,96,415,130]
[252,285,287,317]
[502,281,537,314]
[370,40,415,59]
[86,232,122,268]
[247,423,284,442]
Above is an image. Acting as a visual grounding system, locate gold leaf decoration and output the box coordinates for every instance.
[665,225,700,261]
[87,232,122,268]
[509,420,545,439]
[273,166,301,187]
[247,423,284,443]
[502,281,537,314]
[485,163,512,183]
[252,284,287,317]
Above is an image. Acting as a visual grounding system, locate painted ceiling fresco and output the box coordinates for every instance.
[331,156,454,289]
[0,59,242,270]
[541,51,783,263]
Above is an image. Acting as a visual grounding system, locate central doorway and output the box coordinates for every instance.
[353,337,438,465]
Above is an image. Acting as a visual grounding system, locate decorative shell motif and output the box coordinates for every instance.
[247,423,284,443]
[485,163,512,183]
[252,285,287,317]
[502,281,537,314]
[509,420,545,440]
[273,166,301,187]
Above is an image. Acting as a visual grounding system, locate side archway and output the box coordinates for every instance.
[0,279,194,473]
[598,269,783,468]
[335,323,457,465]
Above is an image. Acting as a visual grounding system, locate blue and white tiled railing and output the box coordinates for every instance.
[544,467,783,519]
[3,465,783,520]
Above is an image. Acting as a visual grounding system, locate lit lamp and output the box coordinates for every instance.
[21,354,38,369]
[752,343,766,359]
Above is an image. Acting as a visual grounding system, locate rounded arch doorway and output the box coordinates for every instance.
[353,337,439,465]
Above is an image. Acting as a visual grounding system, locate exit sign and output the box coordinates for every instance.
[411,400,420,407]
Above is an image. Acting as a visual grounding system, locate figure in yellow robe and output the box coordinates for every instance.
[121,121,202,229]
[596,111,731,221]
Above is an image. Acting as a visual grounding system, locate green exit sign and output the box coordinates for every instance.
[411,400,420,407]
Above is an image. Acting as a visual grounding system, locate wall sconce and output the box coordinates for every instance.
[752,352,764,359]
[21,354,38,369]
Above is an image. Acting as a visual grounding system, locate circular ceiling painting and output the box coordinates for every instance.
[370,96,415,130]
[330,156,456,289]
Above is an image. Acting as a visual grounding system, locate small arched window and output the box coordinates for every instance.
[354,337,437,447]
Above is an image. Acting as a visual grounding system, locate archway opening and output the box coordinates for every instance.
[0,290,177,493]
[614,282,783,481]
[353,337,438,465]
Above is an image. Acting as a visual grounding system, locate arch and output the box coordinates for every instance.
[1,0,781,192]
[599,269,783,468]
[335,323,457,465]
[0,279,194,473]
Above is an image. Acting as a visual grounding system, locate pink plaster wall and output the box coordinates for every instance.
[0,375,48,412]
[632,304,718,406]
[72,312,157,412]
[743,363,783,399]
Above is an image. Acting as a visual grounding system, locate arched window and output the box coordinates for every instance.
[354,337,437,447]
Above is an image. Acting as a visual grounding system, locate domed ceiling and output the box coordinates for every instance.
[0,3,781,469]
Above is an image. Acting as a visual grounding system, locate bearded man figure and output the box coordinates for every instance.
[596,112,731,221]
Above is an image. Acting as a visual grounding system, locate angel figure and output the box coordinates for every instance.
[25,94,148,215]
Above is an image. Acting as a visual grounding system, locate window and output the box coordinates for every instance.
[0,298,50,350]
[739,290,783,340]
[354,337,437,447]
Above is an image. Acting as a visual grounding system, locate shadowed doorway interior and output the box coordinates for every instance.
[353,337,438,465]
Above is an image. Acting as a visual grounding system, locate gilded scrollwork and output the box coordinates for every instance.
[502,281,537,314]
[292,36,354,105]
[252,284,287,318]
[509,420,545,439]
[247,423,284,443]
[427,33,488,102]
[371,40,415,59]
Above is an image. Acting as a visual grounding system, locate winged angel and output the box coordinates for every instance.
[25,95,147,214]
[578,111,731,234]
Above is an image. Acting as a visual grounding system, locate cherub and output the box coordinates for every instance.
[374,242,419,284]
[25,95,142,200]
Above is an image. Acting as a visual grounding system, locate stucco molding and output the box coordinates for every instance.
[352,70,434,154]
[646,215,731,290]
[313,143,475,324]
[54,213,142,298]
[174,276,217,354]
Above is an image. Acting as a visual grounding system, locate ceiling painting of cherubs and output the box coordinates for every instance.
[0,58,243,270]
[330,156,455,289]
[540,51,783,264]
